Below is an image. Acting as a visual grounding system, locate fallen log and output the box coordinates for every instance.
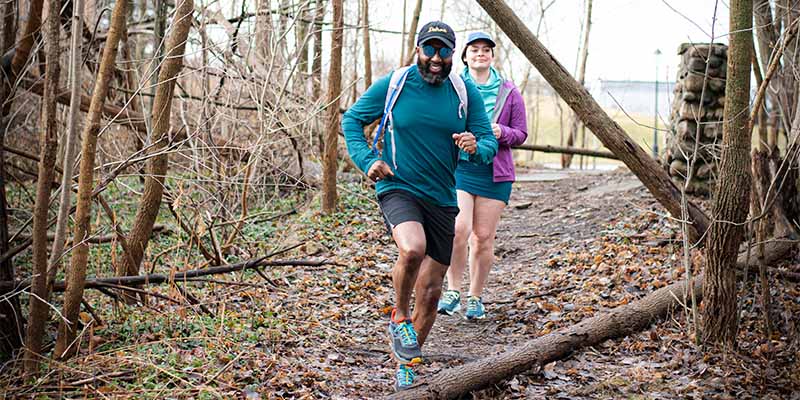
[0,257,340,292]
[512,144,618,160]
[389,240,794,399]
[475,0,710,244]
[390,277,704,399]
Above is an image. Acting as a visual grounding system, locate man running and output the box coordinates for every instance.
[342,21,498,391]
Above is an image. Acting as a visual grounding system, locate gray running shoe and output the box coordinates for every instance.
[387,309,422,364]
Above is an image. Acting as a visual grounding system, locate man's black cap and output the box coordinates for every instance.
[417,21,456,49]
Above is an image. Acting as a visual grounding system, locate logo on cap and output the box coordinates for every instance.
[428,26,448,33]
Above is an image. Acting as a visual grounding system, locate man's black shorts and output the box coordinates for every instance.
[377,189,459,266]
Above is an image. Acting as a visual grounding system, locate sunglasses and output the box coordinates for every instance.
[421,45,454,59]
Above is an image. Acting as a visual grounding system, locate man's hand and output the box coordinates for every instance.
[491,123,502,139]
[367,160,394,182]
[452,132,477,154]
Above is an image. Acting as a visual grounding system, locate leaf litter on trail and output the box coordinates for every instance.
[4,172,799,399]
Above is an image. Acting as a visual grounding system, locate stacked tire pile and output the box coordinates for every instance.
[664,43,728,196]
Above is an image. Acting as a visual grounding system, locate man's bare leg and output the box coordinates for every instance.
[391,221,427,320]
[412,256,448,346]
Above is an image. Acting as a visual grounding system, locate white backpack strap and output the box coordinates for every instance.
[449,73,468,119]
[376,65,413,169]
[385,65,412,112]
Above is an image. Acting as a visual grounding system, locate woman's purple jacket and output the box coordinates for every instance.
[491,80,528,182]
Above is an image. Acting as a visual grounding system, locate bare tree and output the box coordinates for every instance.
[295,1,311,93]
[362,0,372,88]
[312,0,325,153]
[702,0,753,346]
[24,0,61,372]
[119,0,195,281]
[0,0,23,358]
[53,0,129,359]
[49,0,85,285]
[562,0,592,168]
[322,0,343,213]
[256,0,274,67]
[400,0,407,66]
[350,0,360,104]
[404,0,423,66]
[9,0,43,74]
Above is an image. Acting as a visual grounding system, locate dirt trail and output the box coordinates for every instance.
[6,168,796,399]
[346,167,797,399]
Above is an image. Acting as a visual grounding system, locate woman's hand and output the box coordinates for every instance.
[452,132,477,154]
[491,123,502,139]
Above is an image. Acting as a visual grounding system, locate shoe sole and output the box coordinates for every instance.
[437,303,461,315]
[465,313,486,321]
[387,325,423,365]
[395,383,413,392]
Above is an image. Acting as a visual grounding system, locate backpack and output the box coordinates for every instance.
[371,65,469,169]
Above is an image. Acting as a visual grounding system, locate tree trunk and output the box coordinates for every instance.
[562,0,592,169]
[48,0,84,282]
[403,0,423,66]
[121,2,147,183]
[312,0,324,154]
[53,0,129,359]
[775,1,799,127]
[752,0,785,168]
[362,0,372,88]
[295,1,310,94]
[256,0,273,67]
[322,0,342,214]
[751,147,774,339]
[0,0,22,360]
[350,0,360,104]
[753,0,778,73]
[475,0,711,244]
[23,0,60,372]
[275,0,291,80]
[400,0,406,67]
[0,0,14,54]
[10,0,44,74]
[118,0,193,281]
[702,0,753,347]
[149,0,167,116]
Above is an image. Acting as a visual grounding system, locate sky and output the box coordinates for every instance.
[365,0,732,83]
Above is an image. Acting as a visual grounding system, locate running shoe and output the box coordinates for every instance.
[387,309,422,364]
[394,363,416,391]
[437,290,461,315]
[465,296,486,320]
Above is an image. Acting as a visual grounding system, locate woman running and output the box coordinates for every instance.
[438,32,528,320]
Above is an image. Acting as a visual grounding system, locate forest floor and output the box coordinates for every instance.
[2,166,799,399]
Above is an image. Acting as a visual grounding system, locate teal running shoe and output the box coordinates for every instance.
[388,309,422,364]
[437,290,461,315]
[394,363,416,391]
[465,296,486,320]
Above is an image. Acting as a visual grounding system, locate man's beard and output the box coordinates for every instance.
[417,58,452,85]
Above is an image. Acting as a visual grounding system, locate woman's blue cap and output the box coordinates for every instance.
[465,32,496,47]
